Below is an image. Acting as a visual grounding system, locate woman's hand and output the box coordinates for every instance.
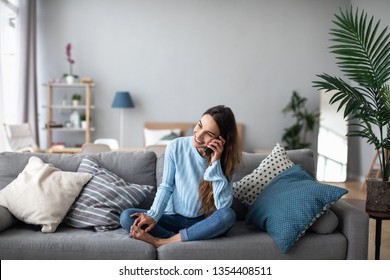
[130,213,156,233]
[206,136,226,163]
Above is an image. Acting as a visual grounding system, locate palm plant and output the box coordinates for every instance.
[313,6,390,182]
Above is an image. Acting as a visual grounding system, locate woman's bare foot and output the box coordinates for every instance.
[130,225,181,248]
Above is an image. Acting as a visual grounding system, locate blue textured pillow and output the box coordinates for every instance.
[65,157,153,231]
[245,164,348,253]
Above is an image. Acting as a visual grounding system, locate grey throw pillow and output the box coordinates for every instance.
[309,209,339,234]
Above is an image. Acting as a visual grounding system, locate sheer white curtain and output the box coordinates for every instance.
[0,0,19,151]
[0,2,4,151]
[0,0,38,151]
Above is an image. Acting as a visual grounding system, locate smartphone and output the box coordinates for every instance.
[203,147,213,156]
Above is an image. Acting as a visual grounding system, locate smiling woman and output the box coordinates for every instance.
[120,105,242,248]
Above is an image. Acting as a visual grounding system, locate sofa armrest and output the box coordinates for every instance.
[330,200,369,259]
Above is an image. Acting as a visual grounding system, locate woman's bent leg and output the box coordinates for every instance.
[120,208,145,232]
[180,207,236,242]
[120,208,179,239]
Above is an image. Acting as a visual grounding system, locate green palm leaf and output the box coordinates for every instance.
[313,6,390,181]
[328,7,390,88]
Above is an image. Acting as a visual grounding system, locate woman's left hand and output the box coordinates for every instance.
[207,136,225,163]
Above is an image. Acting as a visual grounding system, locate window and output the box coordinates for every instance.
[0,0,19,124]
[316,91,348,182]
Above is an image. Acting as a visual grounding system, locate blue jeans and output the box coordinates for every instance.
[120,207,236,242]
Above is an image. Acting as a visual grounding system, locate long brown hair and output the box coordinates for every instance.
[198,105,242,216]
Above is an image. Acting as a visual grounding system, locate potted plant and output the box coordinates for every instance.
[281,90,320,150]
[72,93,81,106]
[313,6,390,212]
[80,114,90,129]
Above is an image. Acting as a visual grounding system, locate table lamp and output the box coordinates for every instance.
[112,91,134,147]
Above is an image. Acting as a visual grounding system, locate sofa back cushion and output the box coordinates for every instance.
[0,152,84,190]
[233,149,315,182]
[138,153,164,209]
[0,151,157,191]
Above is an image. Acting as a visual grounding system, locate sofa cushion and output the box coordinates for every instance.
[157,221,348,260]
[0,151,158,190]
[0,152,85,190]
[139,152,164,210]
[65,157,153,231]
[85,151,157,187]
[233,149,316,183]
[246,164,348,253]
[0,156,92,233]
[0,225,156,260]
[233,143,294,207]
[0,206,17,232]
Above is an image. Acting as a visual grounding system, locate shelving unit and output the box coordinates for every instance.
[43,82,95,148]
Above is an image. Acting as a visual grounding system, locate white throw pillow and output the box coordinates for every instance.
[143,128,181,146]
[0,156,92,233]
[233,143,294,207]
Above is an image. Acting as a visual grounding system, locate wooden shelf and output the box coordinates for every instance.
[43,82,95,87]
[49,127,95,131]
[43,105,96,109]
[44,82,95,147]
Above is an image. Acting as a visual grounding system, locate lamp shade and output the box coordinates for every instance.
[112,91,134,108]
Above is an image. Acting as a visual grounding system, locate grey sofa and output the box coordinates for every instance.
[0,149,368,260]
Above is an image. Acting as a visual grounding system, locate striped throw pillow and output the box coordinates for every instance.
[65,157,153,231]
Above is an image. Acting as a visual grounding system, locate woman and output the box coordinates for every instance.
[120,105,242,247]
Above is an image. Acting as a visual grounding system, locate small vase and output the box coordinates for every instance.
[66,75,75,84]
[70,110,80,129]
[72,100,80,106]
[366,179,390,213]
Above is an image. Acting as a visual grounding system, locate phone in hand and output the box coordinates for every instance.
[203,147,213,156]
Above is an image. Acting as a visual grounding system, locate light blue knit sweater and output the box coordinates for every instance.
[146,136,233,222]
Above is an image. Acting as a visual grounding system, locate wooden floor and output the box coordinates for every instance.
[328,180,390,260]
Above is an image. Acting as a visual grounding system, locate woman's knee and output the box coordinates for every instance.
[214,207,236,228]
[119,208,143,232]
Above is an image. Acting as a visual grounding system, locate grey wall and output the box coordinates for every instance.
[39,0,390,179]
[37,0,349,150]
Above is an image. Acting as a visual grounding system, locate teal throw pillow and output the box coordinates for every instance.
[245,164,348,253]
